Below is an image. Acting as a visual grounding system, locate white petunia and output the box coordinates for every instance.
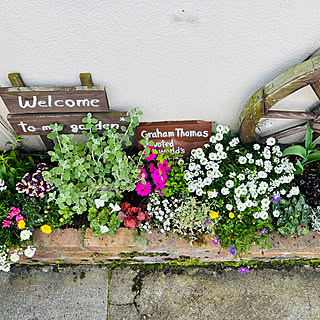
[215,143,223,152]
[24,246,36,258]
[100,225,109,233]
[95,199,105,209]
[253,144,261,151]
[110,203,121,212]
[209,135,217,144]
[215,133,223,141]
[229,137,240,147]
[237,173,245,181]
[253,212,260,219]
[20,230,32,241]
[258,171,268,179]
[226,204,233,211]
[208,190,218,198]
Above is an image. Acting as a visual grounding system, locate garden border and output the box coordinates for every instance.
[16,228,320,265]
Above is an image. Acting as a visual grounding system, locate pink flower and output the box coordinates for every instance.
[8,207,20,218]
[2,220,11,228]
[16,215,25,223]
[143,146,157,161]
[148,163,155,173]
[124,219,136,229]
[136,182,152,196]
[137,168,148,180]
[151,169,167,191]
[157,160,171,173]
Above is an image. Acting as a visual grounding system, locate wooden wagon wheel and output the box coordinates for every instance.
[239,48,320,145]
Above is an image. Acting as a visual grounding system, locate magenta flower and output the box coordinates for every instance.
[136,182,152,196]
[229,246,236,256]
[143,146,157,161]
[271,195,281,203]
[210,236,220,247]
[15,215,25,223]
[2,220,11,228]
[137,168,148,180]
[238,267,250,274]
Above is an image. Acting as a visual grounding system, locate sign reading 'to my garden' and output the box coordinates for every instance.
[137,120,212,156]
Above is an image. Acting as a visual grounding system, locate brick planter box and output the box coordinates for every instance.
[17,228,320,265]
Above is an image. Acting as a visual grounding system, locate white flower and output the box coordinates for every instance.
[20,229,32,241]
[229,172,236,178]
[24,246,36,258]
[238,156,247,164]
[110,203,121,212]
[266,137,276,146]
[273,210,280,218]
[208,190,218,198]
[221,187,230,195]
[255,159,263,166]
[226,204,233,211]
[237,202,247,211]
[259,211,268,220]
[258,171,268,179]
[95,199,105,209]
[209,135,217,144]
[196,189,204,196]
[189,163,196,171]
[216,125,224,132]
[261,198,270,208]
[200,158,208,165]
[215,143,223,151]
[209,153,217,161]
[229,137,240,147]
[253,144,261,151]
[238,173,245,181]
[215,133,223,141]
[100,225,109,233]
[226,180,234,188]
[178,159,184,166]
[253,212,260,219]
[10,252,20,263]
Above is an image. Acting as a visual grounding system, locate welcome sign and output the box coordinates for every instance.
[0,86,109,114]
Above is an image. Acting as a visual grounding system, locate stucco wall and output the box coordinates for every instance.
[0,0,320,149]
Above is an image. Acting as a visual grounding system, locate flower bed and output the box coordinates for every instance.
[1,109,320,274]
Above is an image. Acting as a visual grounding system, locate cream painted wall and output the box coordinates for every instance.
[0,0,320,149]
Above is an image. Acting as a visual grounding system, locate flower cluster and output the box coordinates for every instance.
[16,163,54,198]
[0,246,10,272]
[118,202,152,230]
[147,193,182,233]
[0,179,7,192]
[2,207,25,230]
[136,146,171,196]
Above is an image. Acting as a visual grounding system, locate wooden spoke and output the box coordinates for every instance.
[262,110,315,120]
[311,81,320,99]
[259,123,307,143]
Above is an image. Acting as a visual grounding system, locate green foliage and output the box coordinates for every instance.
[44,108,144,233]
[0,135,34,191]
[275,195,311,236]
[157,150,189,198]
[282,122,320,174]
[172,197,215,243]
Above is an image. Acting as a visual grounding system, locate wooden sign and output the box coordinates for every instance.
[7,112,128,135]
[0,86,109,114]
[137,120,212,156]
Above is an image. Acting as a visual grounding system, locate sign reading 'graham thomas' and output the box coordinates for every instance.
[0,86,109,114]
[137,120,212,156]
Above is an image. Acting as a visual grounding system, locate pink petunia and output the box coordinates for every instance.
[143,146,157,161]
[2,220,11,228]
[9,207,20,218]
[136,182,152,196]
[16,215,25,223]
[137,168,148,180]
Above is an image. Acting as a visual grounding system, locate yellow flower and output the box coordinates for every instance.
[209,211,219,219]
[40,225,52,234]
[59,218,64,222]
[229,212,235,219]
[17,220,25,230]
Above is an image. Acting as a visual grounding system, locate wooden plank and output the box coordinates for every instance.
[7,112,127,135]
[136,120,212,156]
[311,81,320,99]
[8,73,25,87]
[262,110,315,120]
[0,86,109,114]
[260,123,307,142]
[80,73,93,87]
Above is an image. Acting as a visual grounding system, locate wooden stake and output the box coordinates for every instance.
[8,73,25,87]
[79,73,93,87]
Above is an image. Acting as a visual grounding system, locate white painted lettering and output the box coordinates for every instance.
[17,121,28,132]
[27,125,36,132]
[41,125,51,131]
[18,96,37,109]
[38,100,47,107]
[76,99,90,107]
[65,99,75,107]
[54,100,64,107]
[90,99,99,107]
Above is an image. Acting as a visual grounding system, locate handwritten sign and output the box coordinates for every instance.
[137,120,212,156]
[0,86,109,114]
[7,112,128,135]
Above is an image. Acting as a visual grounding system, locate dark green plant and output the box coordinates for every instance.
[282,122,320,174]
[274,195,311,236]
